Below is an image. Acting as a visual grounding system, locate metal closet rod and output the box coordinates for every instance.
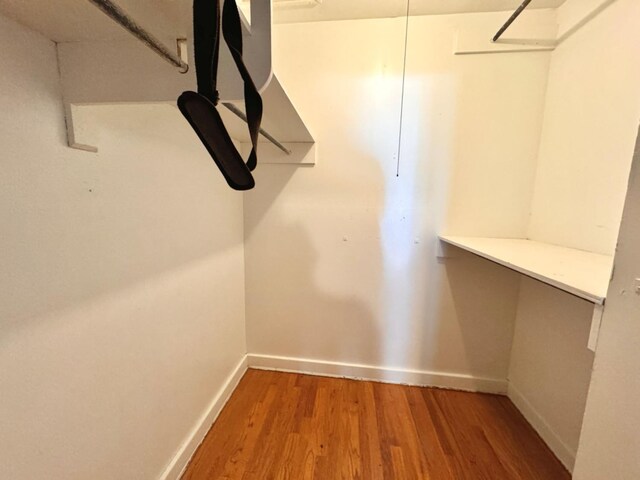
[222,103,291,155]
[88,0,291,155]
[88,0,188,73]
[492,0,533,42]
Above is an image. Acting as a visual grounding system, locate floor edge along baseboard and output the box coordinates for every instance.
[247,353,508,394]
[161,353,509,479]
[158,356,249,480]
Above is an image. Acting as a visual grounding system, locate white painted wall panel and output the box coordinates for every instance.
[508,279,595,470]
[0,15,246,480]
[244,13,551,382]
[574,127,640,480]
[527,0,640,255]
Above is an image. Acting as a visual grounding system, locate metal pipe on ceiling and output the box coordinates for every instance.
[492,0,534,42]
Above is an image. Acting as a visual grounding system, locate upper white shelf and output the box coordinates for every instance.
[439,236,614,305]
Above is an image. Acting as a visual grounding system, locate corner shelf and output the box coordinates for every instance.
[439,236,613,305]
[438,236,614,351]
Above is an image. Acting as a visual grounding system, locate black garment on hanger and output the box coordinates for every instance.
[178,0,263,191]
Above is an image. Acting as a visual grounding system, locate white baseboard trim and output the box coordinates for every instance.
[507,383,575,472]
[247,354,508,394]
[158,356,248,480]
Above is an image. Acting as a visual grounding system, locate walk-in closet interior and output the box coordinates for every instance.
[1,0,639,478]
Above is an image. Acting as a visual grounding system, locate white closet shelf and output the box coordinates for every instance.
[439,236,614,305]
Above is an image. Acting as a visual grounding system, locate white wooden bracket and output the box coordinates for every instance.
[436,238,458,261]
[454,0,617,55]
[176,38,189,73]
[453,9,557,55]
[587,303,605,352]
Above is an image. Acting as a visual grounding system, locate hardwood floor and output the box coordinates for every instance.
[182,369,570,480]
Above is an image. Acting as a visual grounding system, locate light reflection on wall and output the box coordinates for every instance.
[372,73,457,372]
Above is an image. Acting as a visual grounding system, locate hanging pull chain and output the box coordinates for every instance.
[396,0,411,177]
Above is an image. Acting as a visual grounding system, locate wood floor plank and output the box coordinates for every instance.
[429,389,515,480]
[405,387,453,479]
[181,370,571,480]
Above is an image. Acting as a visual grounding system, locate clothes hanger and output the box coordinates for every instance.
[178,0,263,191]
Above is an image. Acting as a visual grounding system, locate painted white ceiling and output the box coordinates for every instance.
[264,0,568,24]
[0,0,567,43]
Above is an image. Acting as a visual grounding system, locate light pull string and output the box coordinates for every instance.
[396,0,411,177]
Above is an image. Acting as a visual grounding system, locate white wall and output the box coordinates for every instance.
[528,0,640,255]
[508,0,640,471]
[574,127,640,480]
[4,3,637,477]
[0,15,246,480]
[244,12,551,387]
[508,280,595,469]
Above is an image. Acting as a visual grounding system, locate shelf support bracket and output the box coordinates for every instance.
[588,304,605,352]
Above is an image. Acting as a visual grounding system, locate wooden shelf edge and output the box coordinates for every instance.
[438,235,612,305]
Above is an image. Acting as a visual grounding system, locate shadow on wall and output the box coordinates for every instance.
[242,162,310,239]
[1,104,245,334]
[244,156,383,366]
[440,251,522,379]
[250,219,380,365]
